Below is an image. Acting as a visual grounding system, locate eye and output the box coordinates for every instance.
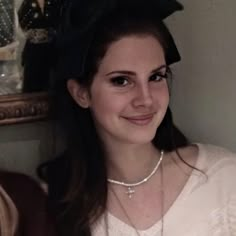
[149,72,167,82]
[110,76,129,86]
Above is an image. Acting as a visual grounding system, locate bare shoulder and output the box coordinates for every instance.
[177,144,199,164]
[164,144,199,174]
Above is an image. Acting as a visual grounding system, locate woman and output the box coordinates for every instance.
[0,182,17,236]
[0,171,55,236]
[40,0,236,235]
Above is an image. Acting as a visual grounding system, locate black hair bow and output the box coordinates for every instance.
[63,0,183,31]
[56,0,184,81]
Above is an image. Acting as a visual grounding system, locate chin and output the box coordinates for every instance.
[122,131,156,145]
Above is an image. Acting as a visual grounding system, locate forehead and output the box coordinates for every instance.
[97,35,166,73]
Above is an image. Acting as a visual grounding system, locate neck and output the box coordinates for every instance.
[105,142,161,183]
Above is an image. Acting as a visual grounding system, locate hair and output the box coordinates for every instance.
[39,3,189,236]
[0,185,18,236]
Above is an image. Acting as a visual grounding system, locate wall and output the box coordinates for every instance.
[0,122,54,178]
[166,0,236,152]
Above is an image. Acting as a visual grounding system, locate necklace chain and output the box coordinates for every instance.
[109,186,141,236]
[106,162,164,236]
[107,150,164,198]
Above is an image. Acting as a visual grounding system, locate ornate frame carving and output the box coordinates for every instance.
[0,92,49,125]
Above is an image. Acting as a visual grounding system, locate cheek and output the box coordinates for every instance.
[163,86,170,104]
[89,89,123,119]
[152,83,170,107]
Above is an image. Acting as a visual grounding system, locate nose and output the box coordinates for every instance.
[132,83,153,108]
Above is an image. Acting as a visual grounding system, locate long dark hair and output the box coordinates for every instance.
[39,2,189,236]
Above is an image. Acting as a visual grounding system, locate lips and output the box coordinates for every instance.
[123,113,155,125]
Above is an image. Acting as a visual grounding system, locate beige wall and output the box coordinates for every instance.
[166,0,236,152]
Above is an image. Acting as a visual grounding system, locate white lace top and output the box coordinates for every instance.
[92,144,236,236]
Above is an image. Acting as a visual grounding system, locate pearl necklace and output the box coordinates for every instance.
[107,150,164,198]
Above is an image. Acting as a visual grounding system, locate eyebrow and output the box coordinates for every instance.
[105,65,167,76]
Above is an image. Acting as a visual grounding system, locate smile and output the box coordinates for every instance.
[123,113,155,125]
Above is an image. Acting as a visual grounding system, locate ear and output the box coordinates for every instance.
[67,79,90,108]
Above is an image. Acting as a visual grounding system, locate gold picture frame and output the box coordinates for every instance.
[0,92,49,125]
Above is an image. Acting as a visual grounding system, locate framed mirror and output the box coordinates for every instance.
[0,0,61,125]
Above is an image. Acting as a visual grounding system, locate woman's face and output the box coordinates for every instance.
[73,35,169,145]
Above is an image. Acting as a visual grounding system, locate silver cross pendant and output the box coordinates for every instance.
[126,186,135,199]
